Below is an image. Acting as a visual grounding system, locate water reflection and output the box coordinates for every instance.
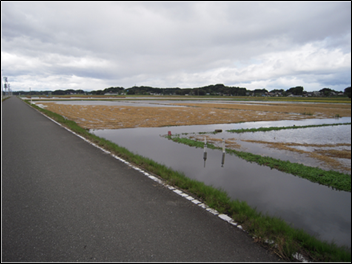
[203,137,207,168]
[221,139,225,167]
[91,118,351,248]
[221,153,225,167]
[191,121,351,174]
[202,137,226,168]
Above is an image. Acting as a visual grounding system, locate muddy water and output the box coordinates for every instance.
[91,118,351,248]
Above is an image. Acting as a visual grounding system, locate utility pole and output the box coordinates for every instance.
[3,76,9,96]
[1,69,3,98]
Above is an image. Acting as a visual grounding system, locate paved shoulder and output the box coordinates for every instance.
[2,97,281,262]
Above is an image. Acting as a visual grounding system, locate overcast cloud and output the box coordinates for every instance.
[1,1,351,92]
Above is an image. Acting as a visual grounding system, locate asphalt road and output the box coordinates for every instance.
[2,97,281,262]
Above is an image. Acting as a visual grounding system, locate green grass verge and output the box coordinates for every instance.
[168,136,351,192]
[226,122,351,133]
[24,99,351,262]
[2,96,12,102]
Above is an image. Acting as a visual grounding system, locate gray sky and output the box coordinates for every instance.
[1,1,351,92]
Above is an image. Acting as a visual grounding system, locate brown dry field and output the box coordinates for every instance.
[38,101,351,130]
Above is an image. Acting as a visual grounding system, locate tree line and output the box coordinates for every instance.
[90,84,350,97]
[11,85,351,97]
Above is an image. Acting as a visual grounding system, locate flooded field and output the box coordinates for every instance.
[33,99,351,248]
[182,121,351,174]
[91,119,351,248]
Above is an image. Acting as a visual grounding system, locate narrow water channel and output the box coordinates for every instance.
[91,118,351,248]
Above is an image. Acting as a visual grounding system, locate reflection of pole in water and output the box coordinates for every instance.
[221,138,225,167]
[221,153,225,167]
[203,137,207,167]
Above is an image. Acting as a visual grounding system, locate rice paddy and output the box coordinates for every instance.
[36,100,351,130]
[34,99,351,174]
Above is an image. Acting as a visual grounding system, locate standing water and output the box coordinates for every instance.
[91,118,351,248]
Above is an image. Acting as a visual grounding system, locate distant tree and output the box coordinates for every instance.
[226,87,247,96]
[85,84,250,97]
[91,90,104,95]
[103,87,125,94]
[344,87,351,98]
[198,89,206,95]
[270,89,285,93]
[52,90,66,95]
[286,86,304,95]
[253,88,268,95]
[319,88,336,96]
[65,89,75,94]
